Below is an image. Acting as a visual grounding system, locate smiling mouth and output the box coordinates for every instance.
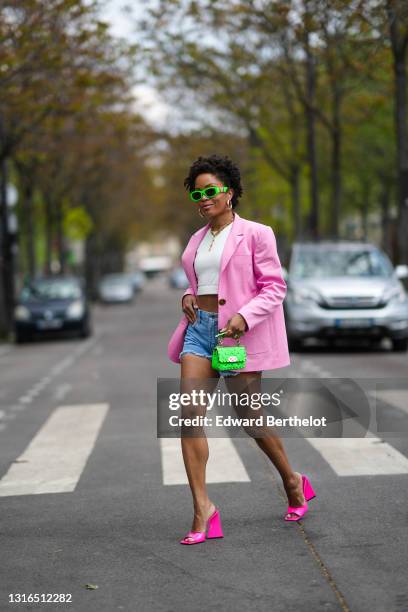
[201,203,213,211]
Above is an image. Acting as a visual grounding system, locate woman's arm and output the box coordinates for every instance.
[237,225,287,331]
[182,286,194,299]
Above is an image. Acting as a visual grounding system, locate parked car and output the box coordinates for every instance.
[283,242,408,351]
[14,276,92,343]
[168,266,189,290]
[139,256,172,278]
[98,273,134,304]
[127,270,145,293]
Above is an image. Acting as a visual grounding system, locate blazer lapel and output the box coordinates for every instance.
[219,212,245,275]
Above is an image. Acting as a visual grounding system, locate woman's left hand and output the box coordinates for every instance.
[219,314,248,339]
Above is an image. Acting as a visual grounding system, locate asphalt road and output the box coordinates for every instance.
[1,275,407,612]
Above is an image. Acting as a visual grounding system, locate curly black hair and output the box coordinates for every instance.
[183,154,243,209]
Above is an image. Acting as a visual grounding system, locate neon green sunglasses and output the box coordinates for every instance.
[189,185,228,203]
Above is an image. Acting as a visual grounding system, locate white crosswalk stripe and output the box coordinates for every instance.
[0,403,109,497]
[307,437,408,475]
[160,436,250,485]
[372,389,408,416]
[292,359,408,476]
[1,380,408,493]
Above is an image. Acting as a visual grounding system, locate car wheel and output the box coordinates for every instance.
[79,322,91,338]
[391,338,408,352]
[288,336,302,352]
[15,330,30,344]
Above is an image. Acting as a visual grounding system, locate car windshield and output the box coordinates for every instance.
[20,280,81,301]
[291,248,393,279]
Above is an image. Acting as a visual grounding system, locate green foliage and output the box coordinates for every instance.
[63,206,94,240]
[133,0,405,252]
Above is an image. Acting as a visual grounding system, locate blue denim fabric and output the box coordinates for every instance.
[179,308,240,377]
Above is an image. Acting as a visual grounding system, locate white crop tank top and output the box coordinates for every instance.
[194,223,233,295]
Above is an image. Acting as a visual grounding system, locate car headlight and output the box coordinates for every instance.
[382,286,407,304]
[291,288,321,305]
[14,305,31,321]
[66,300,85,319]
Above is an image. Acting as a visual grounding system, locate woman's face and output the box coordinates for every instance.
[194,173,233,218]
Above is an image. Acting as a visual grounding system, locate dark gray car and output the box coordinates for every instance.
[283,242,408,351]
[14,276,92,343]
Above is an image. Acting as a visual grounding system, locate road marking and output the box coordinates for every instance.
[12,335,102,407]
[292,358,408,475]
[18,396,32,404]
[54,383,72,401]
[0,403,109,496]
[308,438,408,475]
[10,404,26,412]
[160,436,251,485]
[373,389,408,416]
[0,345,12,358]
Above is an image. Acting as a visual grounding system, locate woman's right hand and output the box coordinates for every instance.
[182,294,198,324]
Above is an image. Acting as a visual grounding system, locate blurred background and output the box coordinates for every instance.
[2,6,408,607]
[0,0,408,350]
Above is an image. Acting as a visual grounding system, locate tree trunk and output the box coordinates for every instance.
[44,195,53,275]
[0,157,13,337]
[331,86,342,238]
[380,177,392,256]
[290,163,301,239]
[305,32,319,239]
[55,200,65,275]
[394,56,408,263]
[23,181,36,279]
[360,181,370,241]
[387,0,408,263]
[85,231,101,301]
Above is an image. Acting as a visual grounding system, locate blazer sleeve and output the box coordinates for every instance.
[237,226,287,331]
[181,286,194,305]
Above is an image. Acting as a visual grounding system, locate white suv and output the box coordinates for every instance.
[283,242,408,351]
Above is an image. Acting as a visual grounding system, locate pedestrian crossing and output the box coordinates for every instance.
[0,397,408,497]
[307,437,408,476]
[160,437,251,485]
[0,403,109,496]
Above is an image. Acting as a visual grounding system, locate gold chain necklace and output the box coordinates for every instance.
[208,219,233,251]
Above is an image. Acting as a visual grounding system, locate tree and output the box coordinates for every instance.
[385,0,408,263]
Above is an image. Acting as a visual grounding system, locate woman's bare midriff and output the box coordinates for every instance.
[196,294,219,313]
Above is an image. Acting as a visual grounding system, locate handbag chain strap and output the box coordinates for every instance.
[215,330,241,346]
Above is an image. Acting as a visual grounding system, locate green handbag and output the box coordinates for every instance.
[211,330,247,371]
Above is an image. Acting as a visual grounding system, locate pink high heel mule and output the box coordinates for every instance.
[180,507,224,545]
[284,474,316,522]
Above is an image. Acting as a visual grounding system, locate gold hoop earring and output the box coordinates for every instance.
[198,208,204,218]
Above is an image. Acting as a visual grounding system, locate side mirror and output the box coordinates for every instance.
[281,266,288,281]
[395,264,408,280]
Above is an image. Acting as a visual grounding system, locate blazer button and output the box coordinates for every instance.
[218,298,226,305]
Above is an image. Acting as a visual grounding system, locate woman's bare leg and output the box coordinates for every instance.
[180,354,220,532]
[224,372,306,517]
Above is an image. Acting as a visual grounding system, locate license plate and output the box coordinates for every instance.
[37,319,63,329]
[334,318,373,328]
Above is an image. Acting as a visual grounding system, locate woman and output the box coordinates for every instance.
[167,154,316,545]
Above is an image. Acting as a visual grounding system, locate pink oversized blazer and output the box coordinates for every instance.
[167,211,290,372]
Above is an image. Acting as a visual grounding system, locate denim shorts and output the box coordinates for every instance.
[179,308,240,377]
